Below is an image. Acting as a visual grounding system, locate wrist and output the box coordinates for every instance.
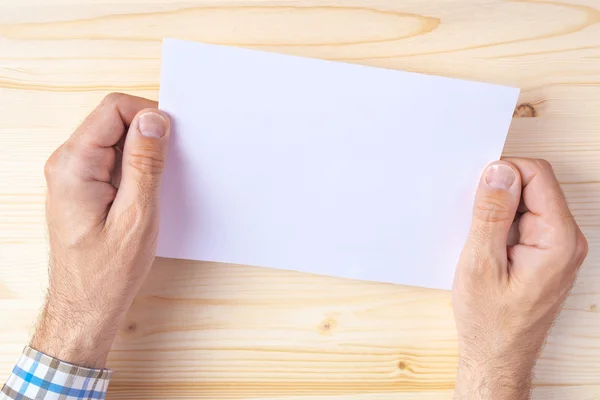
[30,297,125,368]
[454,356,533,400]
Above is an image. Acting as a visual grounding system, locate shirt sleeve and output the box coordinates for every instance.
[1,346,112,400]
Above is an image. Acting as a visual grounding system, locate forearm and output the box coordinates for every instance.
[1,299,119,400]
[454,359,533,400]
[30,295,126,369]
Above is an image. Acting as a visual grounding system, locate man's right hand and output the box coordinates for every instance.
[453,158,588,399]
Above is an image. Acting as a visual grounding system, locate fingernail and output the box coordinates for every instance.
[485,164,516,189]
[138,112,167,138]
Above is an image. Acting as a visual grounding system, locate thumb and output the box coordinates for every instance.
[111,109,170,217]
[465,161,522,258]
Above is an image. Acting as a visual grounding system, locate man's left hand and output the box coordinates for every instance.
[31,93,171,368]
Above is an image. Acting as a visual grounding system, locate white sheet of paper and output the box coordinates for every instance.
[157,38,519,290]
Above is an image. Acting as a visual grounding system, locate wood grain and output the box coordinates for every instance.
[1,0,599,398]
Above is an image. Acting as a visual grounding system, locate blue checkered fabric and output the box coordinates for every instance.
[1,347,111,400]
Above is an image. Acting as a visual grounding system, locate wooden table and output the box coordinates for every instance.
[1,1,599,399]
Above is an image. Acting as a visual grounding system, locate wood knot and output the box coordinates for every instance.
[590,304,597,312]
[126,322,137,333]
[513,103,536,118]
[318,317,337,335]
[398,361,407,370]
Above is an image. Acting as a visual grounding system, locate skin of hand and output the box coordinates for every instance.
[30,93,171,368]
[453,158,588,399]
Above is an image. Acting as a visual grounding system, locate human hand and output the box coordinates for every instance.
[453,158,588,399]
[31,93,171,368]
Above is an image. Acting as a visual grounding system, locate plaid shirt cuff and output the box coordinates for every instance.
[1,346,112,400]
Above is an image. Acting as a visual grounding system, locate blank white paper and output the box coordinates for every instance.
[157,38,519,290]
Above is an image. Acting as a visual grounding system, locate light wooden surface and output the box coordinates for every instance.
[1,1,600,399]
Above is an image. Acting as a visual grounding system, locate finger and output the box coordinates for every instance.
[45,148,117,222]
[517,212,552,248]
[108,109,170,223]
[517,196,529,214]
[507,218,520,246]
[502,158,584,274]
[502,158,571,220]
[73,93,158,148]
[465,161,522,257]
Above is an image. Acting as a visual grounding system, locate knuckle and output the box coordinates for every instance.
[553,227,587,271]
[101,92,124,106]
[64,143,88,172]
[534,158,554,172]
[44,141,90,183]
[474,194,513,223]
[44,153,59,180]
[575,232,589,261]
[77,144,114,175]
[44,143,72,181]
[127,147,165,175]
[61,140,79,156]
[77,144,97,162]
